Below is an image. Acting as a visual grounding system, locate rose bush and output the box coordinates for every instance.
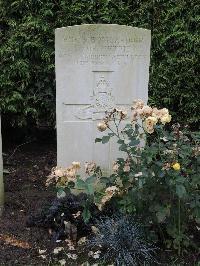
[47,100,200,255]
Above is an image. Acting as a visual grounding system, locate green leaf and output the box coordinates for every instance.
[100,176,110,184]
[156,210,167,223]
[176,184,186,198]
[117,139,124,144]
[102,135,110,144]
[85,176,97,195]
[86,175,96,184]
[82,205,91,223]
[138,178,145,189]
[95,138,102,143]
[117,158,125,163]
[86,183,94,195]
[57,188,66,198]
[191,174,200,186]
[155,205,170,223]
[176,176,185,183]
[129,139,140,146]
[75,178,86,190]
[119,144,127,151]
[67,181,75,189]
[159,171,165,178]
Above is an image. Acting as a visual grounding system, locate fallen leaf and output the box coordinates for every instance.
[0,234,31,249]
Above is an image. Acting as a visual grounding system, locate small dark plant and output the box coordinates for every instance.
[26,193,97,241]
[88,215,157,266]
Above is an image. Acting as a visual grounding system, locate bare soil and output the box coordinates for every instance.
[0,141,56,265]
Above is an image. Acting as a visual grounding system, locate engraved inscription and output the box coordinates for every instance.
[58,31,148,65]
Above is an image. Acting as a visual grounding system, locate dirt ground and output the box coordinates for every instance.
[0,141,57,265]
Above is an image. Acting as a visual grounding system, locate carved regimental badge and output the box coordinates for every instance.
[75,75,116,121]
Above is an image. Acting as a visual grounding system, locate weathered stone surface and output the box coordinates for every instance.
[55,24,151,174]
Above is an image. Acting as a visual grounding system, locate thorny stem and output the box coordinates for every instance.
[107,125,120,139]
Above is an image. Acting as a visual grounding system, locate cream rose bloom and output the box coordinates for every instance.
[145,116,157,126]
[112,161,119,172]
[160,113,172,124]
[98,186,119,210]
[152,108,162,119]
[160,108,169,115]
[132,99,144,110]
[144,125,154,134]
[66,168,76,181]
[97,121,107,131]
[85,161,96,175]
[105,186,119,195]
[143,116,157,134]
[143,105,153,116]
[152,107,170,122]
[138,105,153,118]
[72,161,81,170]
[54,168,64,177]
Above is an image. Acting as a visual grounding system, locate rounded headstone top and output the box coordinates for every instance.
[55,24,151,33]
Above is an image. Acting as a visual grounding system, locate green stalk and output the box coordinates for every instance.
[178,198,181,256]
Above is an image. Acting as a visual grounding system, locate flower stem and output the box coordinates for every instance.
[178,197,181,256]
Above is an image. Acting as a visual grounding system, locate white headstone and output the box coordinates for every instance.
[55,24,151,174]
[0,116,4,215]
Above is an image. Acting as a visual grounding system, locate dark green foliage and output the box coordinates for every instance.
[26,193,95,241]
[1,0,199,127]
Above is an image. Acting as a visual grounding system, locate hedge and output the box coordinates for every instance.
[1,0,199,129]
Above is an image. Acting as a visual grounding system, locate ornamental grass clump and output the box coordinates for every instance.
[88,215,156,266]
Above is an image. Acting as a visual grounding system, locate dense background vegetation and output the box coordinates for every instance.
[1,0,199,131]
